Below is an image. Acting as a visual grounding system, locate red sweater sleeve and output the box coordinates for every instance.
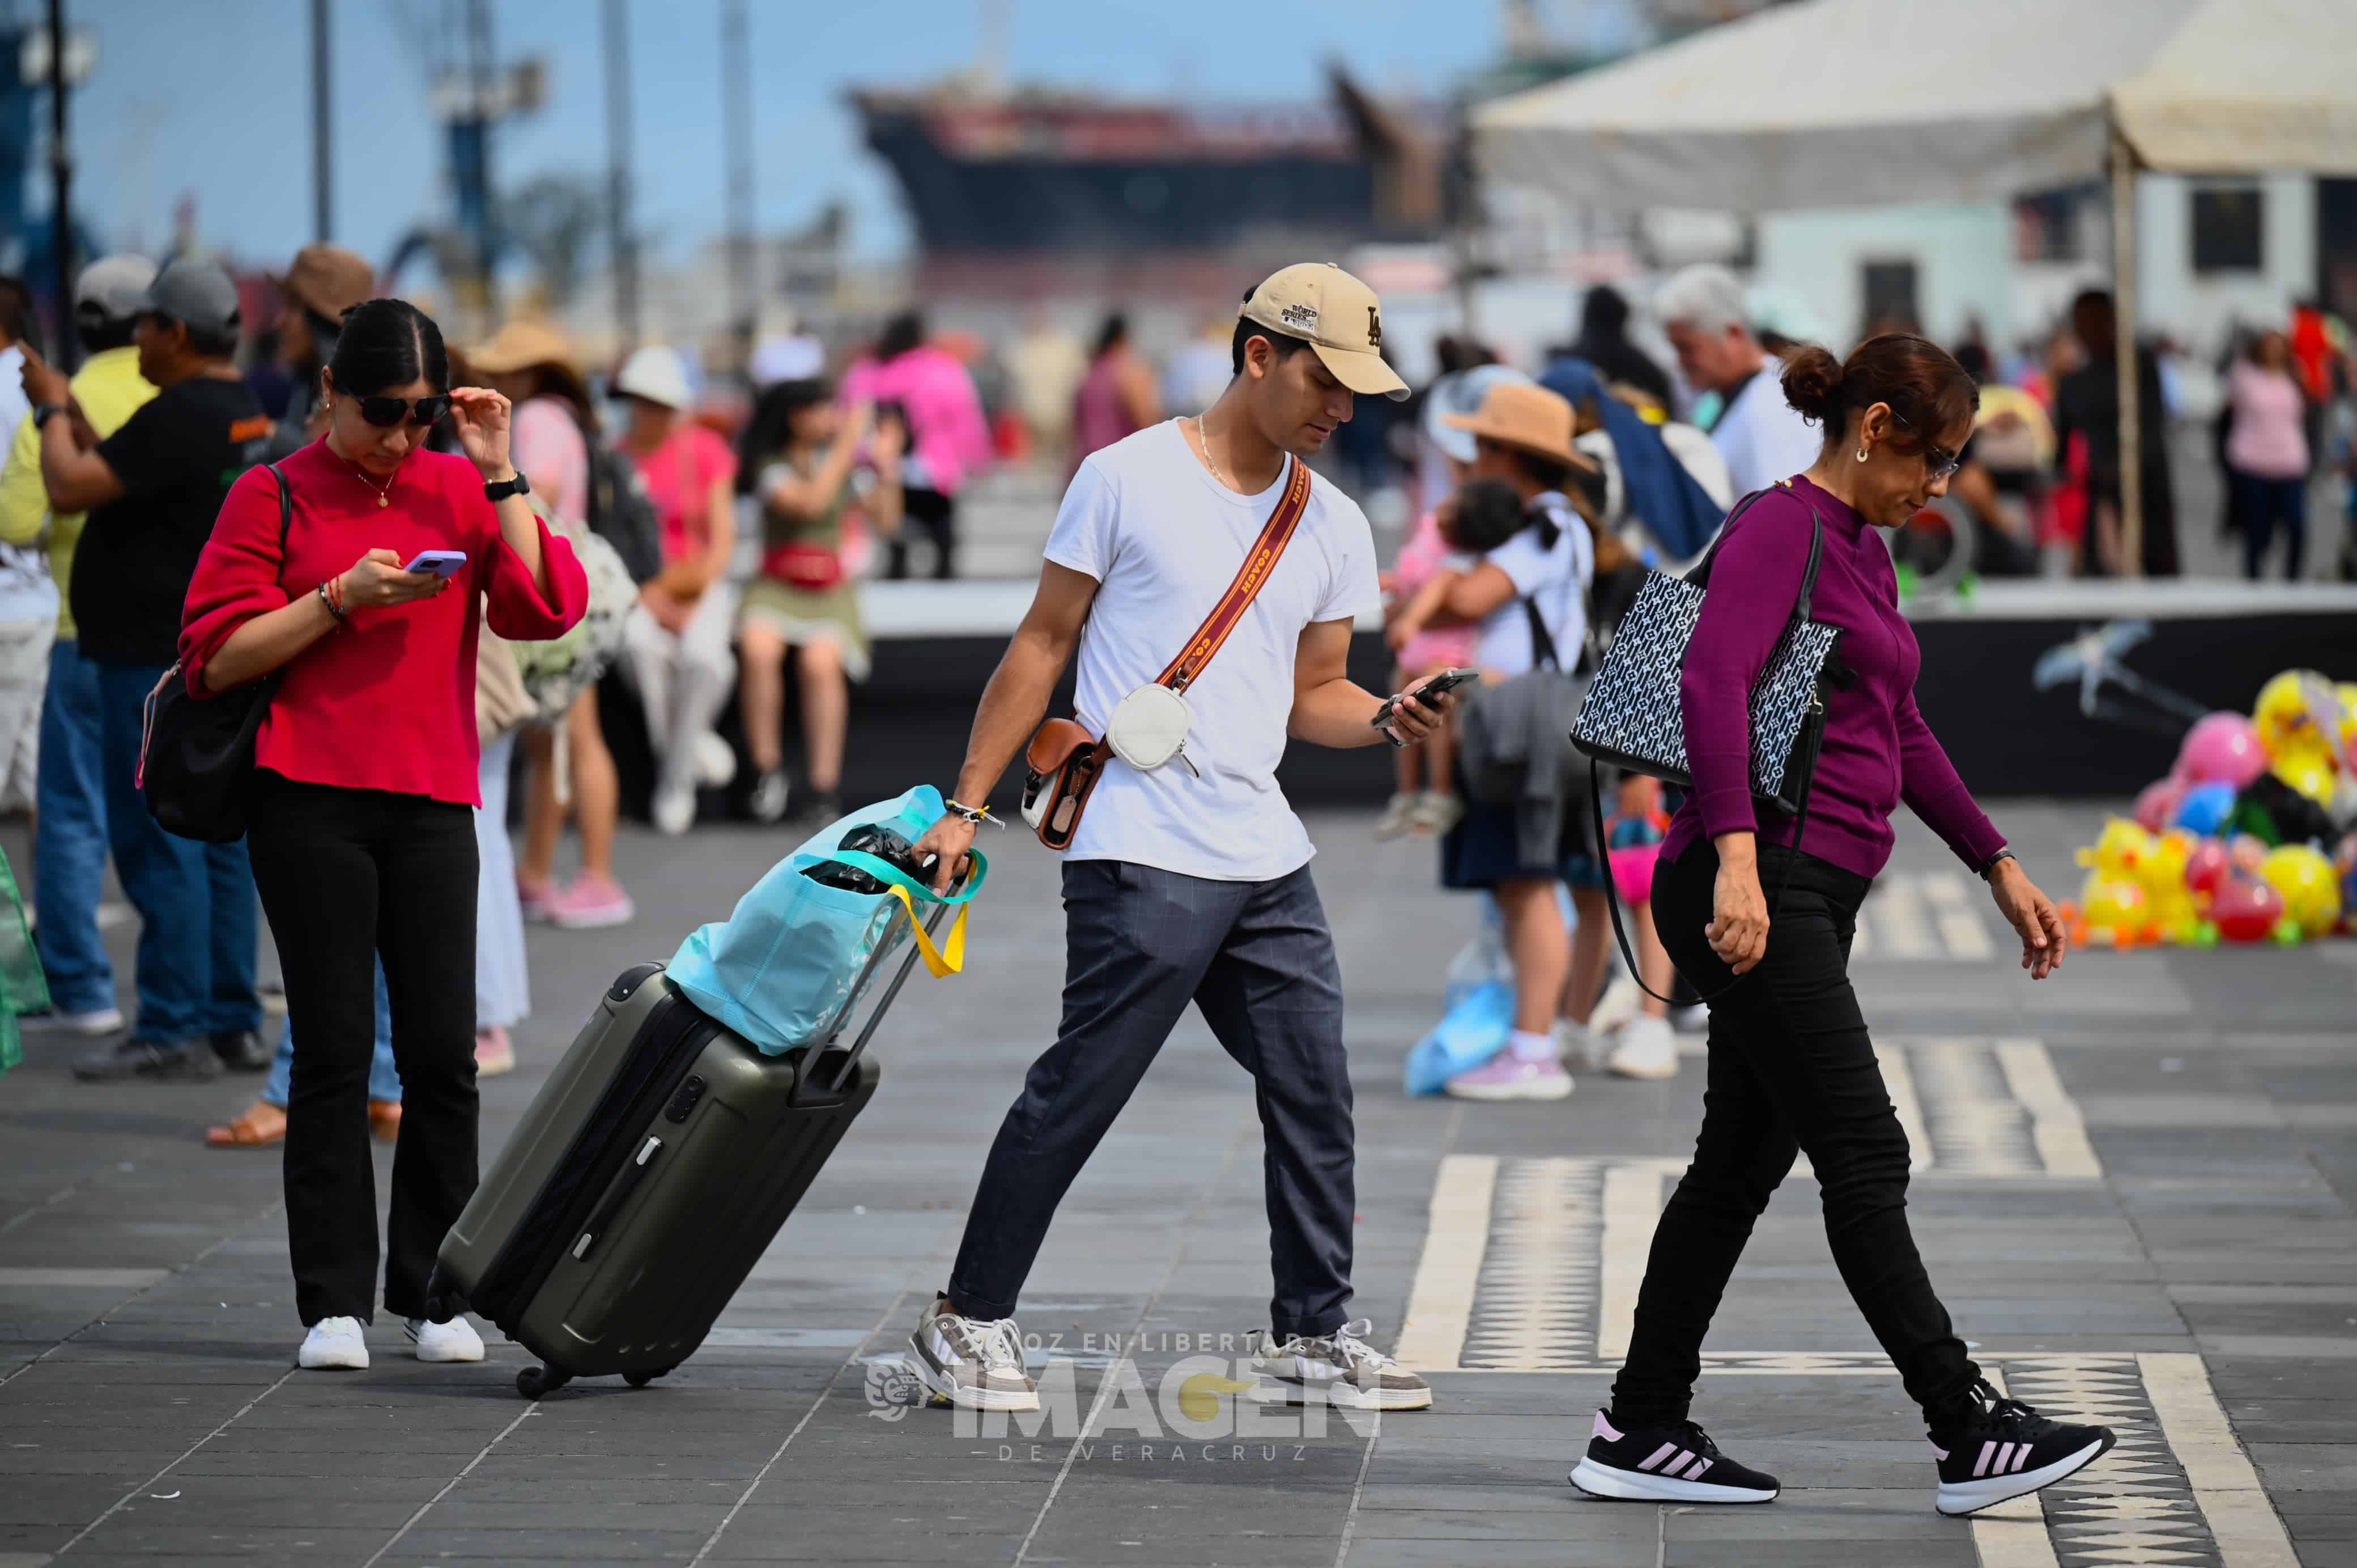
[1897,686,2006,870]
[1678,498,1811,840]
[178,465,292,694]
[483,513,589,641]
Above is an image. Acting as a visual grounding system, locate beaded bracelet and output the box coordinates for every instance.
[944,799,1002,829]
[317,578,348,627]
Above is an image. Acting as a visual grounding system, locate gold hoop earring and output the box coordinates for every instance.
[1855,446,1870,463]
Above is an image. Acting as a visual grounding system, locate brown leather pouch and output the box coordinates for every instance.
[1021,718,1108,850]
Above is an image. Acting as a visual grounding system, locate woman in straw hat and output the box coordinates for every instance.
[1388,381,1609,1103]
[471,320,636,931]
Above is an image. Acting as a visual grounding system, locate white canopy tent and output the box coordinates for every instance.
[1474,0,2357,571]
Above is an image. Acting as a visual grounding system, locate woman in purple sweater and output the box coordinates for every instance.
[1569,336,2112,1519]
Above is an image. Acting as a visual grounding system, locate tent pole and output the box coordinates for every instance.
[2109,119,2142,577]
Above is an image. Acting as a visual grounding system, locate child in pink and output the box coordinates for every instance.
[1379,506,1477,838]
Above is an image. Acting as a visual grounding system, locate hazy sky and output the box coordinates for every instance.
[52,0,1642,276]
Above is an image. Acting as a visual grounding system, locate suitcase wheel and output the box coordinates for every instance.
[624,1367,673,1389]
[516,1365,571,1400]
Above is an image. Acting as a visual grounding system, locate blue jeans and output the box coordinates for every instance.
[93,659,262,1044]
[266,961,398,1108]
[33,639,114,1015]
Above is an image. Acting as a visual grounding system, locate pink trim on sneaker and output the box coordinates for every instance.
[1594,1410,1625,1442]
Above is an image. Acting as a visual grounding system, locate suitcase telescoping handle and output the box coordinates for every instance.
[811,863,974,1098]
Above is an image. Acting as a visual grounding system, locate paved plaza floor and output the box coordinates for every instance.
[1,802,2351,1566]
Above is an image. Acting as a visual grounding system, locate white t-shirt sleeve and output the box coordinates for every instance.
[1486,529,1560,598]
[1043,457,1117,581]
[1311,495,1383,623]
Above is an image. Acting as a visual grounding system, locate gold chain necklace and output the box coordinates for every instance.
[1192,416,1232,492]
[343,455,397,508]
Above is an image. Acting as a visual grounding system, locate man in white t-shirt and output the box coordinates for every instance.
[1656,264,1821,498]
[905,265,1454,1417]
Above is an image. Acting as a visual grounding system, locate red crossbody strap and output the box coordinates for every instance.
[1154,457,1314,693]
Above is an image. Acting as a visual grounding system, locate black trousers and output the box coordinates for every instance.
[1611,841,1979,1425]
[247,777,480,1326]
[948,861,1355,1341]
[886,486,956,581]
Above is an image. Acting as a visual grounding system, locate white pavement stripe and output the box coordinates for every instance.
[1922,871,1999,961]
[2137,1352,2300,1568]
[1968,1369,2061,1568]
[1878,1041,1937,1177]
[0,1268,169,1288]
[1875,876,1940,958]
[1595,1160,1679,1365]
[1995,1039,2104,1179]
[1392,1154,1496,1374]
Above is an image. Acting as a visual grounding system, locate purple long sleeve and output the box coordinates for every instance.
[1897,688,2007,870]
[1661,478,2002,883]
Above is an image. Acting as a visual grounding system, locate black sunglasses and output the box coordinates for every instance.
[1887,408,1961,481]
[354,394,452,429]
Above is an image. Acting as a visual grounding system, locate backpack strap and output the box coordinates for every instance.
[268,462,292,555]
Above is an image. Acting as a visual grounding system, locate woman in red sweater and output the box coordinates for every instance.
[181,299,588,1373]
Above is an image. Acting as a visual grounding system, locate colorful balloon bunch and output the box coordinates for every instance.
[2081,668,2355,949]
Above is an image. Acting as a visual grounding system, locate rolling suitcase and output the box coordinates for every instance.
[426,890,952,1400]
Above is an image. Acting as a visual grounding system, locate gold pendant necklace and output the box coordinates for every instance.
[347,458,395,508]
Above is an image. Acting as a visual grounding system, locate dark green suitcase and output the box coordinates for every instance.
[428,898,944,1399]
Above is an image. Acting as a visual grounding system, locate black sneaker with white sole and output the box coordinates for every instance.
[1569,1409,1780,1503]
[1930,1378,2116,1517]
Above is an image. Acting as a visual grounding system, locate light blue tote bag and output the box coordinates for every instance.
[670,786,988,1056]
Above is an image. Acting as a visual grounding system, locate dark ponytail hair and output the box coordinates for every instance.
[326,298,450,398]
[1782,333,1976,455]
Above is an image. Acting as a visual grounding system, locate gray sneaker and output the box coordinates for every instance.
[1249,1318,1432,1411]
[907,1296,1040,1411]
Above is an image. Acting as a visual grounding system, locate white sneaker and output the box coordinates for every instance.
[297,1316,369,1370]
[1249,1319,1432,1411]
[748,770,791,825]
[1589,975,1642,1038]
[652,787,696,837]
[405,1315,485,1362]
[1555,1019,1609,1072]
[1373,792,1418,841]
[1607,1013,1681,1080]
[694,731,738,790]
[25,1005,125,1037]
[907,1296,1039,1411]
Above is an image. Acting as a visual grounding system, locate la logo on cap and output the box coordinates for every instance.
[1367,306,1381,349]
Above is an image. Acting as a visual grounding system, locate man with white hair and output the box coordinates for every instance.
[1654,265,1822,498]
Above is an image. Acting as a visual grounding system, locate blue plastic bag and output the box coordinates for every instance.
[1403,978,1516,1097]
[669,786,987,1055]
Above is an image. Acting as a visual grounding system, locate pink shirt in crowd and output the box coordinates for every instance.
[511,397,590,528]
[1390,508,1476,674]
[839,346,990,497]
[2225,361,2310,480]
[636,423,739,564]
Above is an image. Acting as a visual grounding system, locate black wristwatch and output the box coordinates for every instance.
[31,404,63,431]
[484,471,531,502]
[1979,847,2018,881]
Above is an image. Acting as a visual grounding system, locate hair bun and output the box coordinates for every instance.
[1780,346,1844,427]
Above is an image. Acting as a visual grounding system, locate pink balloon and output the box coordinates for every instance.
[2177,712,2268,789]
[2134,778,2188,833]
[2184,840,2232,897]
[2211,877,2284,943]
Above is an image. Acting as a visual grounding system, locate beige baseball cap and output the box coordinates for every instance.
[1239,262,1410,401]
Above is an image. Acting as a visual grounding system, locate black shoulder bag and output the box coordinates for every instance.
[138,463,295,843]
[1568,484,1846,1002]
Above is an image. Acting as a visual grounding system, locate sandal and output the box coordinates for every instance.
[368,1100,402,1143]
[206,1101,287,1149]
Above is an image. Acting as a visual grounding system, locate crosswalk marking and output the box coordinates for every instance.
[1400,1039,2101,1374]
[1970,1368,2065,1568]
[2138,1353,2300,1568]
[1393,1154,1496,1374]
[1852,872,1999,962]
